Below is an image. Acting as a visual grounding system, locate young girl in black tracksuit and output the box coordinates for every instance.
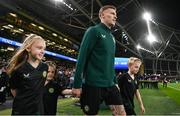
[7,34,48,115]
[43,61,72,115]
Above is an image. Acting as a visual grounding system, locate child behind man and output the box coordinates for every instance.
[43,61,72,115]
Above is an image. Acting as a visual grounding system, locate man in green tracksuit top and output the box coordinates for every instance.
[72,5,126,115]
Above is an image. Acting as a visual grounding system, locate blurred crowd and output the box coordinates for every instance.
[0,57,76,104]
[0,57,179,105]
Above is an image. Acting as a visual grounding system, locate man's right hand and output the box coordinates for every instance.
[72,88,81,97]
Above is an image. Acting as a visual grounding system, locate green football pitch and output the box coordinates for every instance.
[0,83,180,115]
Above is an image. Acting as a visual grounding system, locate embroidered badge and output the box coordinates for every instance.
[49,88,54,93]
[84,105,90,112]
[101,34,106,38]
[43,71,47,78]
[128,79,132,83]
[23,73,30,78]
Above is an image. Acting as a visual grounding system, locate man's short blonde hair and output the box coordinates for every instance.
[99,5,116,17]
[128,57,142,67]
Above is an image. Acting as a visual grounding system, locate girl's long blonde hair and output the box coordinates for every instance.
[7,34,45,75]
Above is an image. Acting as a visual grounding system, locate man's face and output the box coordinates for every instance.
[100,8,117,27]
[129,62,141,74]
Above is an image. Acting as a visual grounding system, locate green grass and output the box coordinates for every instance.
[57,98,112,115]
[160,83,180,105]
[57,98,83,115]
[1,83,180,115]
[135,88,180,115]
[0,109,11,115]
[58,84,180,115]
[168,83,180,89]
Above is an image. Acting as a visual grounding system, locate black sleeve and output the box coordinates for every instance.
[9,70,21,89]
[56,82,65,96]
[117,74,125,89]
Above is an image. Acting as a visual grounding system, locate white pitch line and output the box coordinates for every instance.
[168,85,180,91]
